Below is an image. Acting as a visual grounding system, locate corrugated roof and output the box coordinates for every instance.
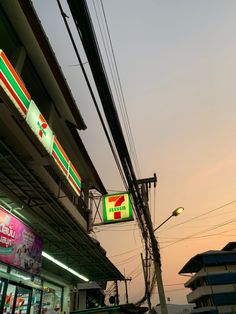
[179,245,236,274]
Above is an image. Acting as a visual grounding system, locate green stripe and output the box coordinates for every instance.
[103,196,108,222]
[0,246,14,255]
[0,58,30,110]
[53,142,69,171]
[69,167,81,188]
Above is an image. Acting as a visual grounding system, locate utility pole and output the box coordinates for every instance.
[141,253,152,310]
[138,175,168,314]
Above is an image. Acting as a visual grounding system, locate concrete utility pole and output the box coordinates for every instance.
[141,253,152,310]
[138,176,168,314]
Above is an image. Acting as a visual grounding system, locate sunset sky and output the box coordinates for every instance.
[33,0,236,305]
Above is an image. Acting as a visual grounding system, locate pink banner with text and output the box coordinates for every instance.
[0,206,43,274]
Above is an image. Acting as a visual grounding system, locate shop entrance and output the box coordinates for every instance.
[0,280,42,314]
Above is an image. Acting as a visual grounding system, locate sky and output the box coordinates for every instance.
[32,0,236,305]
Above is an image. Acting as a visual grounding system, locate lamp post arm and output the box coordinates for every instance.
[153,215,173,233]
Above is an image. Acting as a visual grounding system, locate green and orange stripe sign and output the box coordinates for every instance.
[0,50,31,117]
[52,137,82,195]
[68,162,81,195]
[52,136,69,176]
[0,49,82,197]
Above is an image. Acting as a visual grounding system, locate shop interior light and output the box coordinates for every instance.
[13,273,31,281]
[42,251,89,282]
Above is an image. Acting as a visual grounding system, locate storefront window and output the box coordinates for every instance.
[3,283,16,314]
[15,286,31,314]
[10,268,32,284]
[42,282,62,314]
[30,288,42,314]
[0,280,6,308]
[0,262,8,273]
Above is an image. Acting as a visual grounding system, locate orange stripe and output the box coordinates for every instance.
[69,162,81,182]
[0,50,31,101]
[108,196,119,202]
[52,151,68,175]
[69,176,81,194]
[54,136,69,162]
[0,72,27,115]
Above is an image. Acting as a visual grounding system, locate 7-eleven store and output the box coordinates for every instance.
[0,1,123,313]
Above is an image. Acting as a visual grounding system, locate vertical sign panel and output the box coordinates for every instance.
[103,193,133,224]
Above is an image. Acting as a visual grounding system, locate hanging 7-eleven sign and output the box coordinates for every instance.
[103,192,133,224]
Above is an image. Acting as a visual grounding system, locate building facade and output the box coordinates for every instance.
[0,1,123,313]
[179,242,236,314]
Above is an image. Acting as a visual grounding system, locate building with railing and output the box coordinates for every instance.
[179,242,236,314]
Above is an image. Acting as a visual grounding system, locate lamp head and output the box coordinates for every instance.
[172,207,184,216]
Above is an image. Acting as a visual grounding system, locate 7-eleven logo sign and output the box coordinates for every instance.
[37,114,48,138]
[26,100,53,154]
[103,193,133,223]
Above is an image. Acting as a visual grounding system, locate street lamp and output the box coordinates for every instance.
[153,207,184,233]
[151,207,184,314]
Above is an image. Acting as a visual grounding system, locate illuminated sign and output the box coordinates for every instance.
[51,137,81,195]
[0,206,43,274]
[26,100,53,153]
[0,50,82,197]
[52,136,69,176]
[0,50,31,117]
[103,193,133,224]
[68,161,81,196]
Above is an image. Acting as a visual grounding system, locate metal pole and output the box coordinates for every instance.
[153,215,173,233]
[115,281,119,305]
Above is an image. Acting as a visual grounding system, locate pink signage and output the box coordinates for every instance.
[0,206,43,274]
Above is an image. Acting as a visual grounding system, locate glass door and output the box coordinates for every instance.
[0,279,6,306]
[3,283,16,314]
[2,283,32,314]
[30,288,42,314]
[14,286,32,314]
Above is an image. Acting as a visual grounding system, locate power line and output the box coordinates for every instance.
[159,226,236,241]
[115,254,140,266]
[159,199,236,233]
[164,283,185,287]
[99,0,142,179]
[161,216,236,249]
[56,0,128,191]
[109,246,142,259]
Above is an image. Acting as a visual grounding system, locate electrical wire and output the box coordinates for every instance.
[159,199,236,233]
[56,0,128,191]
[99,0,142,178]
[115,254,140,266]
[161,216,236,249]
[158,226,236,241]
[109,246,142,259]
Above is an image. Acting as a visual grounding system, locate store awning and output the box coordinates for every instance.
[0,139,123,283]
[0,0,123,284]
